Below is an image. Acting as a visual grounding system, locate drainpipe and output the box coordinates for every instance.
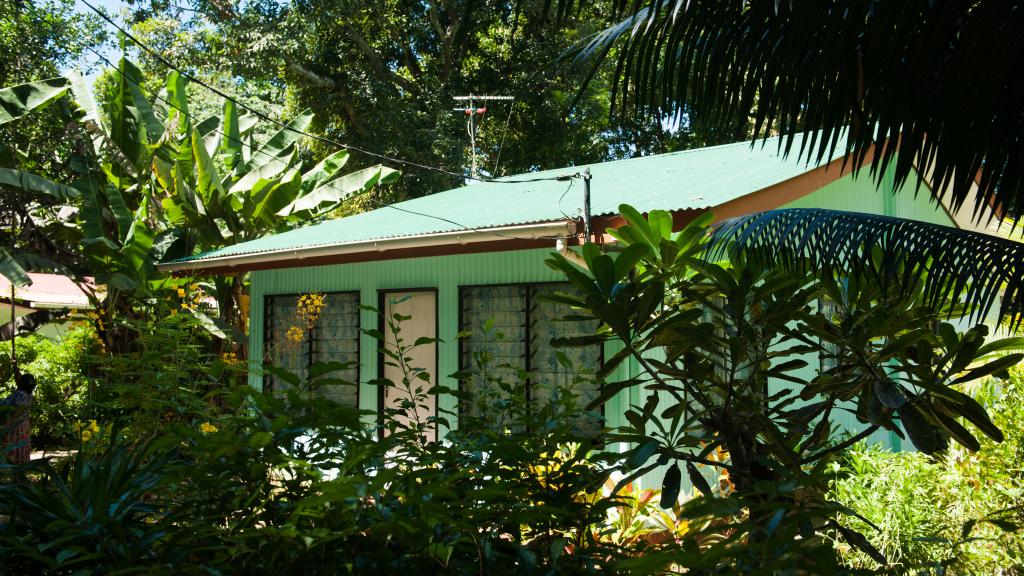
[582,168,592,243]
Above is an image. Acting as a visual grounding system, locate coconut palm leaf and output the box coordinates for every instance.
[562,0,1024,223]
[705,209,1024,330]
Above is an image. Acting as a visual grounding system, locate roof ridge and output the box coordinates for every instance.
[491,133,791,181]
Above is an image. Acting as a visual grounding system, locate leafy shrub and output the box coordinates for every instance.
[830,368,1024,574]
[0,427,176,573]
[0,324,98,446]
[0,310,633,574]
[89,311,236,440]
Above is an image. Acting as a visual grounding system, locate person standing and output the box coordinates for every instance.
[1,373,36,464]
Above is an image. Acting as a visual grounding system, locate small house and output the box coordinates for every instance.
[160,133,975,450]
[0,273,95,340]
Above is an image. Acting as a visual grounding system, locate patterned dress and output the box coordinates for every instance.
[1,389,32,464]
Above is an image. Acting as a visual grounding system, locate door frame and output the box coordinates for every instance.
[376,287,440,439]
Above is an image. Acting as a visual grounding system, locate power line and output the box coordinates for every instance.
[77,0,566,186]
[74,41,583,242]
[492,102,517,176]
[21,3,587,244]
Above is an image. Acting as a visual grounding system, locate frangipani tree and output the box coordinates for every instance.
[0,58,397,350]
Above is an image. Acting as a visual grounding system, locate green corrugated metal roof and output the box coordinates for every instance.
[171,132,845,264]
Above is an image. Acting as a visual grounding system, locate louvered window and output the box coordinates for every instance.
[459,283,602,436]
[264,292,360,407]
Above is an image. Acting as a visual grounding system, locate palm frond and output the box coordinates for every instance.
[564,0,1024,223]
[705,209,1024,330]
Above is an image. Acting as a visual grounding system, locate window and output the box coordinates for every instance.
[264,292,360,407]
[459,283,602,435]
[818,299,843,374]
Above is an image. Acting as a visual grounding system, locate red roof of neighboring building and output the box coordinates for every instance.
[0,273,95,309]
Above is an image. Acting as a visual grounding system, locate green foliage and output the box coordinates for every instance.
[0,325,97,446]
[0,428,176,573]
[0,316,631,574]
[545,203,1020,571]
[0,57,398,346]
[123,0,724,202]
[89,308,236,438]
[565,0,1021,221]
[831,370,1024,574]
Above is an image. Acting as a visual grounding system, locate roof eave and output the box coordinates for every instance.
[157,220,578,274]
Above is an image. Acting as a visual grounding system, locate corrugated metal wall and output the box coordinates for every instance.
[249,247,629,430]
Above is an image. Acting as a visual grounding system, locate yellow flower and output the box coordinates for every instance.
[88,419,99,433]
[177,288,186,298]
[297,293,326,327]
[81,429,92,442]
[200,422,218,434]
[285,325,306,347]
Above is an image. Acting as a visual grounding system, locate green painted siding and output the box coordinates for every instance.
[783,165,955,227]
[249,248,629,431]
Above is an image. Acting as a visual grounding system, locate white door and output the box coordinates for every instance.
[381,290,437,440]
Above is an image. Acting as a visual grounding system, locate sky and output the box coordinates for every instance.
[67,0,131,82]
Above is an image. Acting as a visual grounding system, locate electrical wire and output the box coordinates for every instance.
[492,101,516,176]
[76,0,572,186]
[79,43,582,242]
[22,4,586,245]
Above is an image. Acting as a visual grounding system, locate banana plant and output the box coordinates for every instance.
[0,77,77,288]
[148,67,398,337]
[0,57,398,350]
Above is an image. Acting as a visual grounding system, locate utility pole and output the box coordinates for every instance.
[452,95,513,180]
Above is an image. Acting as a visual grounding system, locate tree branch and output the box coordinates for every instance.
[285,61,368,137]
[343,25,419,94]
[801,424,880,465]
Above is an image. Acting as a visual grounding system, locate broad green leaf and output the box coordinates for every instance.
[68,70,113,159]
[252,170,302,225]
[612,243,649,281]
[932,386,1005,442]
[80,186,105,240]
[192,130,226,213]
[164,71,189,131]
[252,108,313,164]
[685,461,711,497]
[67,71,100,125]
[122,196,155,276]
[221,99,242,171]
[233,108,313,187]
[619,204,654,245]
[0,168,81,200]
[277,165,397,216]
[951,353,1024,385]
[0,77,68,126]
[0,247,31,287]
[873,379,906,409]
[660,463,681,508]
[106,58,163,172]
[122,59,163,143]
[648,209,672,243]
[628,439,658,469]
[230,144,296,195]
[301,150,350,194]
[105,185,133,241]
[898,404,944,454]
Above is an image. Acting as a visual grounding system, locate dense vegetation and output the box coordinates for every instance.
[1,1,1023,574]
